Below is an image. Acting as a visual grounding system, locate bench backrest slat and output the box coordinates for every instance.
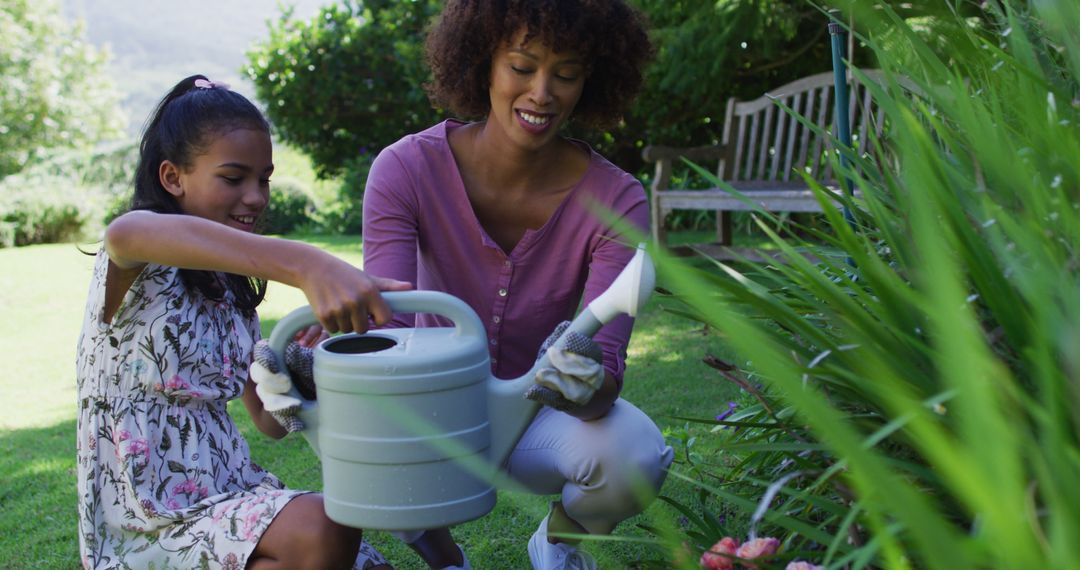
[720,71,891,185]
[795,90,816,180]
[781,92,804,182]
[756,104,775,180]
[810,85,832,181]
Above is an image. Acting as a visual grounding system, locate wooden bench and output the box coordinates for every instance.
[642,70,887,251]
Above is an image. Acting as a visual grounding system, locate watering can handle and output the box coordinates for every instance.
[265,291,487,452]
[266,291,486,392]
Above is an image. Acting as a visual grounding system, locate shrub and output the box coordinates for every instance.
[0,144,133,247]
[0,174,106,247]
[261,177,315,235]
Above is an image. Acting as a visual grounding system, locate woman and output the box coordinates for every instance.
[362,2,674,569]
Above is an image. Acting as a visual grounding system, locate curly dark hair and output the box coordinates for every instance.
[424,0,652,129]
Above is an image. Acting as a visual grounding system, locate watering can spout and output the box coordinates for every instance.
[486,244,655,466]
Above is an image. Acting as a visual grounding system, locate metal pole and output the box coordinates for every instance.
[829,19,854,199]
[828,13,858,266]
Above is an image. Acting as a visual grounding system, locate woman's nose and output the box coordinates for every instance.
[529,74,554,106]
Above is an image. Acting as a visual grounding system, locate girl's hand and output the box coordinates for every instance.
[293,325,328,348]
[298,254,412,334]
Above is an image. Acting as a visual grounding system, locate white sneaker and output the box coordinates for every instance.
[527,515,597,570]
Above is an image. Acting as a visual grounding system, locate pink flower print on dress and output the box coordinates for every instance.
[222,354,234,378]
[173,478,198,495]
[164,375,190,391]
[118,437,149,466]
[785,561,824,570]
[242,509,262,541]
[700,536,739,570]
[736,537,780,570]
[222,553,241,570]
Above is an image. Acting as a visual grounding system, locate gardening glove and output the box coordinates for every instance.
[525,321,605,412]
[250,339,317,432]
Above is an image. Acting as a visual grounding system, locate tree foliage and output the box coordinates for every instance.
[245,0,442,179]
[247,0,844,178]
[244,0,988,179]
[0,0,124,179]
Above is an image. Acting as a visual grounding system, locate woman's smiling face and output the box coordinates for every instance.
[165,127,273,233]
[486,29,586,151]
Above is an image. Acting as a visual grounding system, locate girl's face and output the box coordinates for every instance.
[487,30,586,151]
[163,128,273,232]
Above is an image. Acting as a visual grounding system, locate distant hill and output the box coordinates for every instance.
[60,0,328,137]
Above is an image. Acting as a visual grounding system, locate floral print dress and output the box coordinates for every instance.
[76,252,386,569]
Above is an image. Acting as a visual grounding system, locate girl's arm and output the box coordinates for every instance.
[241,378,288,439]
[106,210,411,332]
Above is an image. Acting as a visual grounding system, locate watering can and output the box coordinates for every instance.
[266,244,655,531]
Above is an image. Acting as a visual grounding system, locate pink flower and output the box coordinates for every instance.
[164,374,189,391]
[700,537,739,570]
[173,478,198,495]
[786,562,824,570]
[736,537,780,569]
[222,553,241,570]
[126,438,150,459]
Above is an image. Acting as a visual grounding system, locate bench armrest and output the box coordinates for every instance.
[642,144,725,163]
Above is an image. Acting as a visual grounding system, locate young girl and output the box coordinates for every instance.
[75,75,408,569]
[362,2,675,569]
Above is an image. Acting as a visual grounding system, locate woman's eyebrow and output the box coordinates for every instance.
[508,48,585,66]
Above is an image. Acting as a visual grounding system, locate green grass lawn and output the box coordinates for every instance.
[0,236,741,569]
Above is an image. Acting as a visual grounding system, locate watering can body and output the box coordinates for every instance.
[266,245,654,531]
[270,292,508,530]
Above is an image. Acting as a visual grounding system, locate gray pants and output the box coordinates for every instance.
[505,398,675,534]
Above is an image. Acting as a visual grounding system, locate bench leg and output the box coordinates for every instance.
[650,197,667,247]
[716,210,733,246]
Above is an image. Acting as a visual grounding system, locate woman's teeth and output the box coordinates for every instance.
[231,215,256,225]
[519,111,550,126]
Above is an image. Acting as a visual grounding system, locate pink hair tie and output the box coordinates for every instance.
[194,78,230,90]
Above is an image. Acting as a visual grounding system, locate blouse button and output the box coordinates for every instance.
[493,315,501,324]
[498,288,508,297]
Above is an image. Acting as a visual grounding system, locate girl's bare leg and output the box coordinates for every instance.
[247,494,392,569]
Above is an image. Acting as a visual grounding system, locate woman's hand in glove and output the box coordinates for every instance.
[525,321,605,413]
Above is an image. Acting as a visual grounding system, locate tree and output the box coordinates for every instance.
[0,0,125,179]
[245,0,442,179]
[245,0,842,179]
